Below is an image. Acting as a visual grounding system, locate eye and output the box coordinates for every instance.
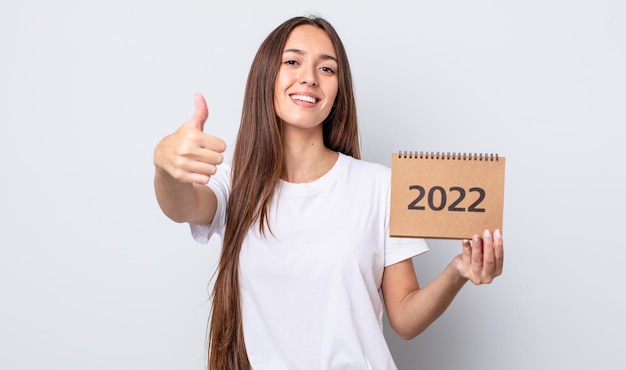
[284,60,298,66]
[320,66,335,74]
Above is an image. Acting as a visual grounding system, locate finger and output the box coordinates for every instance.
[176,170,212,185]
[461,239,472,268]
[171,158,219,184]
[184,161,219,181]
[197,133,227,154]
[193,146,225,166]
[470,234,484,284]
[481,229,496,282]
[494,229,504,276]
[162,159,212,184]
[176,144,224,170]
[192,93,209,132]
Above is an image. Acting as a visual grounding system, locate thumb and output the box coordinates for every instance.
[191,92,209,132]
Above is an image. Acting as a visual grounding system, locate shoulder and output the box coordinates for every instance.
[336,153,391,195]
[340,153,390,179]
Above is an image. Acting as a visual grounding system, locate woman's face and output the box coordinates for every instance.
[273,25,339,131]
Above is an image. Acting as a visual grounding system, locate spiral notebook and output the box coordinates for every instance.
[390,151,506,239]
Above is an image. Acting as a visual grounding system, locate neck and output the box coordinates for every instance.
[282,127,338,183]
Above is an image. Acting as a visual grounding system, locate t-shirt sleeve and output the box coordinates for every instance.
[384,236,429,267]
[188,163,231,244]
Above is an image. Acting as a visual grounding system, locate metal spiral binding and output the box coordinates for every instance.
[398,151,499,161]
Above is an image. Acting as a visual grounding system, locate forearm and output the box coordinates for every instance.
[384,233,503,340]
[389,262,467,340]
[154,167,201,223]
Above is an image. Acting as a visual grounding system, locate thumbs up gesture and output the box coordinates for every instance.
[154,93,226,184]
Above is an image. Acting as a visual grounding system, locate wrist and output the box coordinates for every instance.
[447,259,469,286]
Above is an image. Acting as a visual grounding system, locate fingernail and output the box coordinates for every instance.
[484,230,492,239]
[495,229,502,239]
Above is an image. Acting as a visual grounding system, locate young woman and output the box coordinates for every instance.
[154,15,503,370]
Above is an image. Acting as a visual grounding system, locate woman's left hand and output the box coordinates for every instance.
[453,229,504,285]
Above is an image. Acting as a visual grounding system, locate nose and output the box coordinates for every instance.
[299,65,318,86]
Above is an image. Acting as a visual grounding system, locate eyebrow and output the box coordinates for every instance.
[283,48,338,63]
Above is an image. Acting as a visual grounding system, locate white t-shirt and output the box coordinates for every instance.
[191,153,429,370]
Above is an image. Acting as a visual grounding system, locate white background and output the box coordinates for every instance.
[1,1,625,369]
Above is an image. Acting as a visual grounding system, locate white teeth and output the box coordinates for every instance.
[291,94,316,103]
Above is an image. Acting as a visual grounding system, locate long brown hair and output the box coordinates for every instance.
[208,16,360,369]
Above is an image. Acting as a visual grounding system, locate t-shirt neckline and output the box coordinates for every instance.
[278,152,348,194]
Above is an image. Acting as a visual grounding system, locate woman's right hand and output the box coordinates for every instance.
[154,93,227,184]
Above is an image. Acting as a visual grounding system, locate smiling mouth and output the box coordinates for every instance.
[291,94,318,104]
